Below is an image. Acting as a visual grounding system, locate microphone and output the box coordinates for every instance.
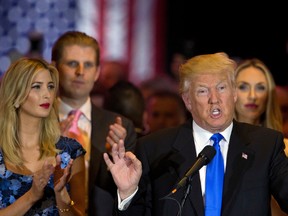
[171,145,216,194]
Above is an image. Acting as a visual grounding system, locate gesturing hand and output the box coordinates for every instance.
[106,117,127,154]
[103,139,142,200]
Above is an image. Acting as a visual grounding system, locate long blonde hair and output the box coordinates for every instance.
[0,58,60,166]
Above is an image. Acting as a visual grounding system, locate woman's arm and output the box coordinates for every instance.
[0,161,55,216]
[54,155,86,216]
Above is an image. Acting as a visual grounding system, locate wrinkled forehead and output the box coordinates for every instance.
[191,71,233,86]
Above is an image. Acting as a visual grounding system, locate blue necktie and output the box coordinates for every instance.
[205,133,224,216]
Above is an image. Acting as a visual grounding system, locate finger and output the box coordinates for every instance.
[118,139,126,158]
[103,152,113,169]
[115,116,122,125]
[126,151,142,172]
[42,161,55,177]
[111,143,120,161]
[63,159,73,176]
[106,136,113,145]
[55,154,61,166]
[54,159,73,190]
[112,125,126,139]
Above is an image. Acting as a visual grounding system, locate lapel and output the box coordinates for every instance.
[88,105,99,192]
[89,105,108,191]
[222,120,256,215]
[171,121,205,216]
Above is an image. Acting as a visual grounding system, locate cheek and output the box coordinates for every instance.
[258,93,268,104]
[258,98,268,111]
[93,69,100,81]
[59,70,72,83]
[21,94,37,110]
[50,91,57,101]
[236,91,247,105]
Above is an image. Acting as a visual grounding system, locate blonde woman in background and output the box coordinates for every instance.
[234,58,288,216]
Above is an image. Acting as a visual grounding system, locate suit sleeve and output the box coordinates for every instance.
[122,117,137,152]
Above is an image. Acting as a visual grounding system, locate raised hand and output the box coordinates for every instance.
[103,139,142,200]
[60,114,74,137]
[106,117,127,153]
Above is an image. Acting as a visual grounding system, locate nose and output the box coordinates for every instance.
[248,88,256,100]
[43,87,52,99]
[209,89,219,104]
[75,64,84,76]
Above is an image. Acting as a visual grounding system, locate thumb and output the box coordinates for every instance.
[115,116,123,125]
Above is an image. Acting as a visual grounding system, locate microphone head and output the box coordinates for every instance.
[198,145,216,165]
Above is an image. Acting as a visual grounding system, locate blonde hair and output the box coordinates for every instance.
[179,52,237,94]
[234,58,283,131]
[0,58,60,166]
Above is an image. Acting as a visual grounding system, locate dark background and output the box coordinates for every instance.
[166,1,288,85]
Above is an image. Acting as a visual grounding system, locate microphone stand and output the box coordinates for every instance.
[177,176,193,216]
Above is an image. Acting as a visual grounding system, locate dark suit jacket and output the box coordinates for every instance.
[117,119,288,216]
[88,104,137,216]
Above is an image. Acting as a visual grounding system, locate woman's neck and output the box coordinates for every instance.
[238,116,260,126]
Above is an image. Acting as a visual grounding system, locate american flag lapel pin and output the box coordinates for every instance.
[242,152,248,159]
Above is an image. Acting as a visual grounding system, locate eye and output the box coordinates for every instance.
[48,83,55,90]
[84,62,95,69]
[196,88,209,96]
[217,84,226,92]
[32,84,41,89]
[66,61,79,68]
[237,83,250,91]
[255,84,267,92]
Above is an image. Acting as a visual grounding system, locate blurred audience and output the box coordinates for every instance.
[103,80,147,137]
[276,85,288,139]
[91,60,128,107]
[145,90,189,134]
[169,52,187,82]
[139,74,179,100]
[234,58,288,216]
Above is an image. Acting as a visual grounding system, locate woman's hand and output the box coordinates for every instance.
[53,155,73,204]
[31,160,55,201]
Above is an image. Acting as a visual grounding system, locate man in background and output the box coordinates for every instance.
[51,31,137,216]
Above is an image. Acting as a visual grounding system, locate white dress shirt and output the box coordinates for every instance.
[192,120,233,196]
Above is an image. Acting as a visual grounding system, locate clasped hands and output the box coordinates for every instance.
[31,155,73,205]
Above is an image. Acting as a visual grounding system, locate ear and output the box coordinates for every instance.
[182,92,191,112]
[233,87,237,103]
[94,67,100,82]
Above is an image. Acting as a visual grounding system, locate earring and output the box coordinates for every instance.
[14,104,19,109]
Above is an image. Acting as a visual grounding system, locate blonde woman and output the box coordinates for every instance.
[234,58,288,216]
[0,58,86,215]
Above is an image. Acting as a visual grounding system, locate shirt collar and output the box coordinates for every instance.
[192,120,233,143]
[57,97,92,121]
